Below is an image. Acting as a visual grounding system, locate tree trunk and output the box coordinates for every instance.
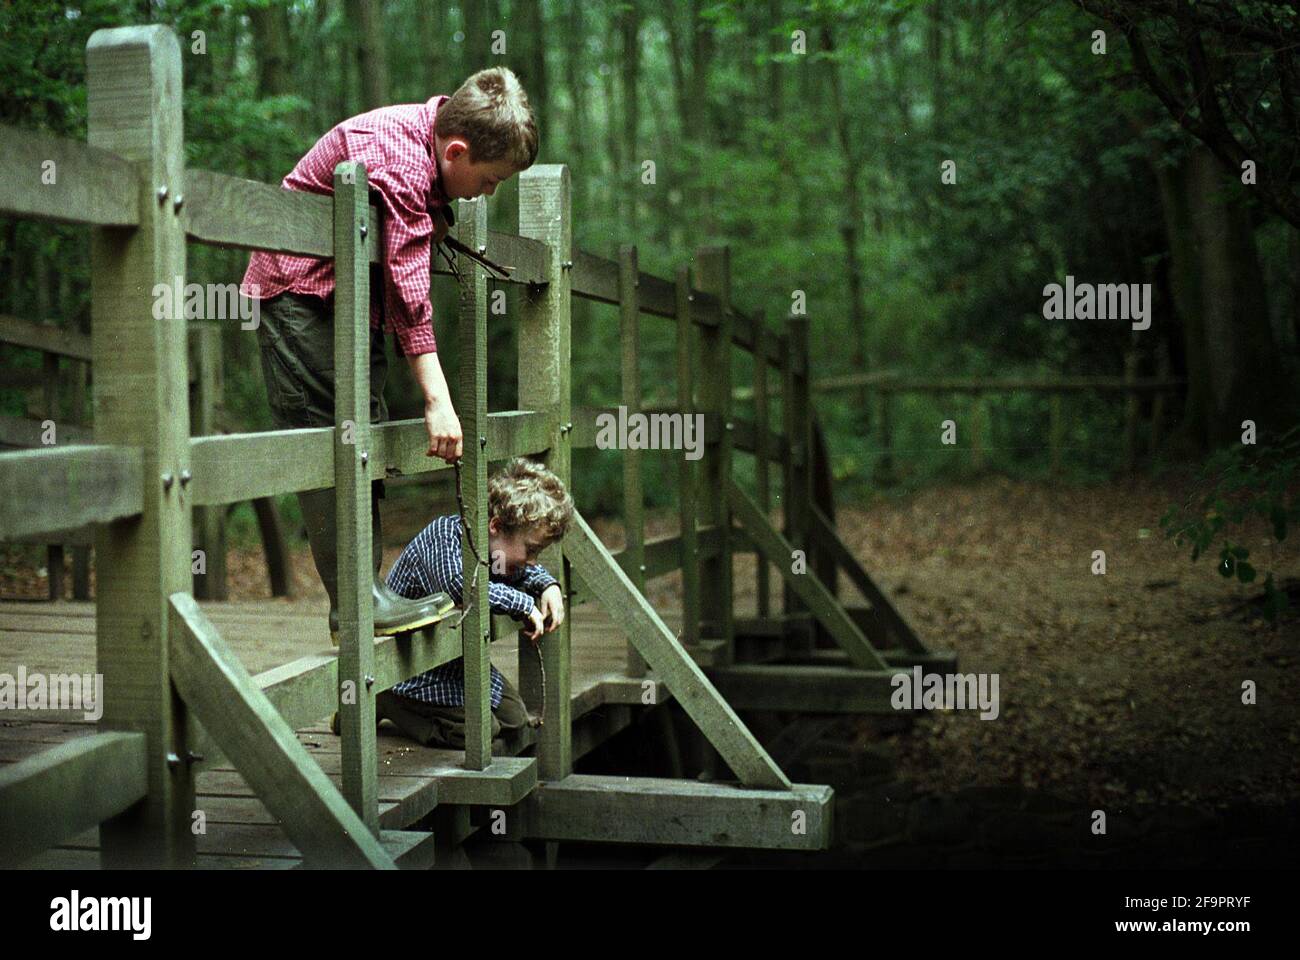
[621,0,641,235]
[248,3,294,98]
[821,24,870,378]
[347,0,389,110]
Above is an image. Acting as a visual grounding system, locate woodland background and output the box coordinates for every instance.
[1,0,1297,527]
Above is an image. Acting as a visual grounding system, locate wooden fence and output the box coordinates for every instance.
[0,24,935,867]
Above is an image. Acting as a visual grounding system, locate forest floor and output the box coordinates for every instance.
[4,473,1297,867]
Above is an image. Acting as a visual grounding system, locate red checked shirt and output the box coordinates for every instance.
[241,96,451,356]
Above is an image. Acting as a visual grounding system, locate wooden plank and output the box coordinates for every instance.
[728,479,888,670]
[0,732,147,867]
[675,266,700,646]
[0,444,141,541]
[0,123,138,227]
[484,231,551,286]
[167,592,396,868]
[707,664,907,713]
[408,756,535,806]
[694,246,734,656]
[807,503,928,654]
[563,512,791,789]
[183,168,370,262]
[0,314,93,361]
[187,411,552,507]
[523,774,830,850]
[620,244,647,678]
[456,195,493,769]
[86,24,196,868]
[751,309,771,618]
[518,164,573,780]
[333,161,380,832]
[782,314,811,635]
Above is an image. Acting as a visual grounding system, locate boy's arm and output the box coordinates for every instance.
[510,563,558,597]
[423,518,538,620]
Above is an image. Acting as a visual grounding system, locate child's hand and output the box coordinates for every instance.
[522,606,545,646]
[537,583,565,633]
[424,398,463,462]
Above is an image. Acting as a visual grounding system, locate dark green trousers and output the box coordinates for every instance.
[377,676,533,751]
[255,291,390,618]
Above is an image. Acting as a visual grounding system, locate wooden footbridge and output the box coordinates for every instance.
[0,25,950,869]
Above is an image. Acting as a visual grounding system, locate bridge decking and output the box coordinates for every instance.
[0,598,684,868]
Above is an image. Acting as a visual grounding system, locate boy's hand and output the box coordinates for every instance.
[521,606,545,646]
[537,583,565,633]
[424,397,463,462]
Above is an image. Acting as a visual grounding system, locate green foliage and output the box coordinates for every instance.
[1160,426,1300,620]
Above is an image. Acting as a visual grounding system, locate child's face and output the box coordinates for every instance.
[487,517,542,576]
[435,136,517,200]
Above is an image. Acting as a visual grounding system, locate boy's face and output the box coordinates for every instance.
[487,517,544,577]
[435,135,517,200]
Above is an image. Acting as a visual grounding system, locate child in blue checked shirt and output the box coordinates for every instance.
[364,457,572,751]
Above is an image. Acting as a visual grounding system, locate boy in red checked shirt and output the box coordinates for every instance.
[241,67,538,642]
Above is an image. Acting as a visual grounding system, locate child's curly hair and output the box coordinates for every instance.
[488,457,574,548]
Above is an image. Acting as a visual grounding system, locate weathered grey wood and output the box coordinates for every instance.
[807,503,927,654]
[0,732,147,867]
[333,161,380,833]
[619,245,648,678]
[0,413,88,448]
[563,512,790,789]
[414,756,536,805]
[0,124,138,227]
[185,169,551,284]
[867,375,1186,394]
[522,774,829,850]
[728,479,888,670]
[782,315,811,630]
[0,445,141,541]
[192,321,227,600]
[752,309,772,618]
[184,168,371,262]
[86,24,196,868]
[168,593,396,868]
[456,195,493,770]
[0,314,94,360]
[675,266,701,646]
[518,164,573,780]
[187,411,553,506]
[707,664,907,713]
[694,246,734,654]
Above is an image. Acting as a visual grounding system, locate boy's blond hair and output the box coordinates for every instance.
[488,457,573,548]
[436,67,539,170]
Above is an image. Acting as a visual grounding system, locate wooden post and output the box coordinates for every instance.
[693,246,734,657]
[873,388,893,485]
[970,395,986,473]
[333,160,379,834]
[1124,348,1139,473]
[518,165,572,780]
[457,195,492,770]
[192,322,227,600]
[675,266,700,648]
[619,244,647,678]
[783,314,811,648]
[87,25,196,867]
[1049,392,1063,477]
[752,309,771,619]
[1150,341,1170,457]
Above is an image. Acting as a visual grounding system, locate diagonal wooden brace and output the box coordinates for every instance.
[168,592,396,869]
[563,513,791,790]
[728,479,889,670]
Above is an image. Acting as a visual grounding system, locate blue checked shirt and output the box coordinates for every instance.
[385,514,558,708]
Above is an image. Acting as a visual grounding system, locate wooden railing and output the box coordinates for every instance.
[0,24,856,867]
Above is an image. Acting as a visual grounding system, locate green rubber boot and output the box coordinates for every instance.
[330,583,456,646]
